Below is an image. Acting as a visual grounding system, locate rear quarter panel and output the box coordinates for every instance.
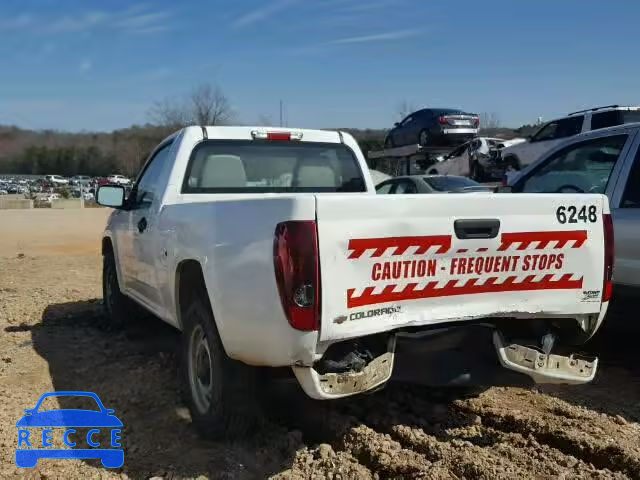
[157,195,321,366]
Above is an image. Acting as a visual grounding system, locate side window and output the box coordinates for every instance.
[555,116,584,138]
[401,116,413,126]
[530,122,558,142]
[395,180,417,194]
[134,143,173,207]
[591,111,621,130]
[621,147,640,208]
[519,135,627,194]
[376,182,393,194]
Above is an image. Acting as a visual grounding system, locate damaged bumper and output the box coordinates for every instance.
[492,331,598,385]
[292,351,394,400]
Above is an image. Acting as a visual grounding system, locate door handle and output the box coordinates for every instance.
[137,217,147,233]
[454,219,500,239]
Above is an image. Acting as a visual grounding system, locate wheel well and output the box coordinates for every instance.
[428,169,438,175]
[102,237,113,256]
[175,259,207,327]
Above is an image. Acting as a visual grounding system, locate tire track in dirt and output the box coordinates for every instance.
[457,394,640,478]
[326,385,633,479]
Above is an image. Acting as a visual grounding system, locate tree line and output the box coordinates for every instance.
[0,85,529,177]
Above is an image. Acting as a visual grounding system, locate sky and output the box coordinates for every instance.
[0,0,639,132]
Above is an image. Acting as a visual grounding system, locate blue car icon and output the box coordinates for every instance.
[16,391,123,468]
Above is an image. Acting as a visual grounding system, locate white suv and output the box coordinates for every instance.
[501,105,640,170]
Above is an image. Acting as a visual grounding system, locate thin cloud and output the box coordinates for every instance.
[113,11,172,29]
[0,14,34,31]
[12,5,173,35]
[232,0,297,28]
[335,0,401,14]
[79,60,93,72]
[327,29,422,45]
[48,11,110,33]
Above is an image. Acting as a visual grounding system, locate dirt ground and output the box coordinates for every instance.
[1,209,639,479]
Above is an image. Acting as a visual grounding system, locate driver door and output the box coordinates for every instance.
[119,141,174,311]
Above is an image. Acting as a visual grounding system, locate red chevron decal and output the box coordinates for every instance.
[346,274,582,308]
[347,235,451,259]
[498,231,587,251]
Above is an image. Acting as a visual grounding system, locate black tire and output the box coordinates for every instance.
[418,130,429,146]
[428,169,438,175]
[181,288,259,439]
[102,251,136,328]
[503,155,520,171]
[470,161,485,182]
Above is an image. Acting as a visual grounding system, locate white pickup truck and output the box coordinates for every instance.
[97,126,613,439]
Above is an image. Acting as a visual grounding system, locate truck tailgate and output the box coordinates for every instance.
[316,193,608,342]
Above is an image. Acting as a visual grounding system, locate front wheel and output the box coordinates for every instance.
[181,290,259,439]
[102,251,136,328]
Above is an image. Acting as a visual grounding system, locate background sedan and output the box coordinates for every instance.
[375,175,492,194]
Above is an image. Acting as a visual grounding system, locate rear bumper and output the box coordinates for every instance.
[430,129,478,146]
[293,322,601,399]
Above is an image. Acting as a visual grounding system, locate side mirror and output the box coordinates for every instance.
[97,185,126,208]
[394,122,400,127]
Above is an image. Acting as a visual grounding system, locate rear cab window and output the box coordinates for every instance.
[182,141,366,193]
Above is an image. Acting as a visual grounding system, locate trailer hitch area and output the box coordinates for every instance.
[492,331,597,385]
[313,336,396,396]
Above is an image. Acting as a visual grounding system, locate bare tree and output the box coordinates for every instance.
[148,83,234,128]
[396,100,418,120]
[148,97,189,129]
[189,83,234,125]
[480,112,501,129]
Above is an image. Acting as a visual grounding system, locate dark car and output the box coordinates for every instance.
[375,175,491,194]
[384,108,480,148]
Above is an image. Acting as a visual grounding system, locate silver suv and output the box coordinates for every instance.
[501,105,640,170]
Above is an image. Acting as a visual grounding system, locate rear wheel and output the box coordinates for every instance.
[102,251,136,328]
[181,288,259,439]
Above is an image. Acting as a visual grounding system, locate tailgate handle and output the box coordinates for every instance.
[454,219,500,239]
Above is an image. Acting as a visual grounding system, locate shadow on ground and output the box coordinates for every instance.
[28,300,302,479]
[543,297,640,423]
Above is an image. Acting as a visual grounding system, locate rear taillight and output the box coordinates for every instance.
[472,117,480,128]
[273,221,320,331]
[602,213,614,302]
[437,116,448,125]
